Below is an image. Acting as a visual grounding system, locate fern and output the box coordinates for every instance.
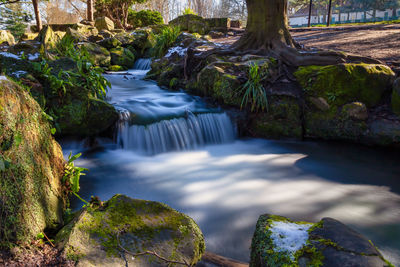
[152,26,181,58]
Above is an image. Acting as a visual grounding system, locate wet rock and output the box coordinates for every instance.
[0,30,16,45]
[0,78,65,246]
[250,215,393,267]
[95,16,115,31]
[56,194,205,267]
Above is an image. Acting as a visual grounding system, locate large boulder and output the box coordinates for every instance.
[95,17,115,31]
[250,214,393,267]
[58,97,118,136]
[294,64,395,108]
[392,77,400,117]
[295,64,395,143]
[110,47,135,69]
[169,14,210,35]
[0,30,16,46]
[129,28,156,56]
[56,194,205,266]
[78,42,111,67]
[0,77,65,246]
[205,18,231,32]
[98,37,122,49]
[35,25,65,50]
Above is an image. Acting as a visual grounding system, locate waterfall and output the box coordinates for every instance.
[133,58,152,70]
[116,112,236,155]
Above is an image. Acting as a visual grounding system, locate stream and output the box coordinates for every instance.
[60,59,400,265]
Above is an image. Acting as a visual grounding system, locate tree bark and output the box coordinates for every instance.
[87,0,94,21]
[32,0,42,31]
[232,0,294,52]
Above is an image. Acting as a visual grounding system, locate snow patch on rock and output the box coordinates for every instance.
[0,52,20,60]
[165,46,187,58]
[270,221,313,260]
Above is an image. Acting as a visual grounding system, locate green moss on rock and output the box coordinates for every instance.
[110,47,135,69]
[294,63,395,107]
[56,194,205,267]
[249,96,303,139]
[58,97,118,136]
[0,78,65,247]
[79,42,111,67]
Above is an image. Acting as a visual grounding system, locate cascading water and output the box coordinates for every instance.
[110,59,236,155]
[133,58,152,70]
[117,111,236,155]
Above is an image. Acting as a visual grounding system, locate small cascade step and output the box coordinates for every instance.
[133,58,152,70]
[117,112,236,155]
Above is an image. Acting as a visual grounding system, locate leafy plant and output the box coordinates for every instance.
[55,35,75,58]
[151,26,181,58]
[182,7,197,15]
[63,152,89,205]
[240,63,269,112]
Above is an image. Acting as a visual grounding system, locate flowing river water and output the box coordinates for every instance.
[61,59,400,265]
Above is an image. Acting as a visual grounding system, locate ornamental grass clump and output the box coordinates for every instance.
[240,63,268,112]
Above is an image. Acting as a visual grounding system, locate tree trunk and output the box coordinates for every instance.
[327,0,332,26]
[32,0,42,31]
[308,0,313,27]
[232,0,294,52]
[87,0,94,21]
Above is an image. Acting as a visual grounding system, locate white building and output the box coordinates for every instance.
[289,8,400,27]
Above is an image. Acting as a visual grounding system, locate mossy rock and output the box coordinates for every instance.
[250,214,393,267]
[0,78,65,247]
[57,97,118,136]
[110,47,135,69]
[79,42,111,67]
[249,96,303,139]
[108,65,125,71]
[196,62,242,106]
[294,63,395,108]
[169,14,209,34]
[130,29,156,56]
[95,17,115,31]
[0,30,16,45]
[64,27,87,43]
[98,37,122,49]
[20,32,39,41]
[35,25,64,50]
[391,78,400,117]
[56,194,205,267]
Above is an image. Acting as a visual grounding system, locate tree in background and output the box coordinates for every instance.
[87,0,94,21]
[95,0,148,29]
[128,9,163,28]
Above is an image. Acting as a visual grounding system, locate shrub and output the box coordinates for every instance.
[151,26,181,58]
[128,9,164,28]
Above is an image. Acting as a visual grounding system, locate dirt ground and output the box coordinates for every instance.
[215,23,400,68]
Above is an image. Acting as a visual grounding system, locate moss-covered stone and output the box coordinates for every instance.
[0,30,16,45]
[391,78,400,117]
[108,65,125,71]
[95,17,115,31]
[169,14,210,35]
[110,47,135,69]
[58,97,118,136]
[130,28,156,57]
[56,194,205,267]
[250,214,393,267]
[35,25,63,50]
[78,42,111,67]
[294,63,395,107]
[249,96,303,139]
[0,78,65,247]
[98,37,122,49]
